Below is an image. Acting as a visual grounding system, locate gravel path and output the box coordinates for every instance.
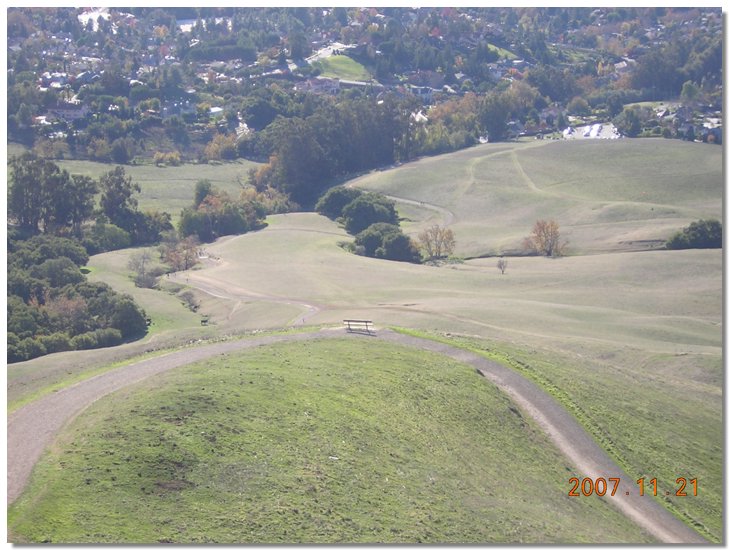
[7,329,706,543]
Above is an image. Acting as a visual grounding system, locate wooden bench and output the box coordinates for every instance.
[344,319,374,334]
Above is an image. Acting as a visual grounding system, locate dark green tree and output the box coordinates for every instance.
[355,222,402,256]
[315,187,364,220]
[479,92,510,142]
[666,219,722,249]
[67,175,98,236]
[342,193,399,234]
[8,153,55,233]
[98,166,140,232]
[194,179,214,208]
[613,107,642,138]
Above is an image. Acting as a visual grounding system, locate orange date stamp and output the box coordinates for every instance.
[568,477,698,497]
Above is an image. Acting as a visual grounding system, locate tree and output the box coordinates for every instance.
[128,250,155,288]
[288,30,309,59]
[354,223,420,263]
[418,224,455,260]
[479,92,510,142]
[666,219,722,250]
[497,257,508,274]
[66,175,98,236]
[680,80,701,107]
[193,179,213,209]
[109,296,147,339]
[315,187,364,220]
[341,193,399,234]
[354,222,401,256]
[613,107,642,138]
[8,153,59,233]
[523,219,567,257]
[99,166,140,232]
[179,235,200,270]
[566,96,590,116]
[377,231,421,263]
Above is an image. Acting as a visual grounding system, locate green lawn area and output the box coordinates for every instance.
[312,55,372,81]
[8,338,654,544]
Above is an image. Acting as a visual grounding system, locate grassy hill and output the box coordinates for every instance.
[8,338,654,543]
[349,138,722,257]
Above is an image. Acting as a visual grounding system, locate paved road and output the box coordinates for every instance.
[7,329,707,543]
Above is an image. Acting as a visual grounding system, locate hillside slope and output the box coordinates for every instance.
[349,138,722,257]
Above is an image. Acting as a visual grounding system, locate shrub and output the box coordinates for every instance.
[37,332,72,354]
[93,327,123,348]
[82,222,132,254]
[70,331,98,350]
[18,337,47,361]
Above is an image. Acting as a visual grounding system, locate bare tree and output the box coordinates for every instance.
[160,234,200,272]
[497,257,508,274]
[128,250,155,287]
[523,219,567,257]
[179,235,200,271]
[418,224,455,260]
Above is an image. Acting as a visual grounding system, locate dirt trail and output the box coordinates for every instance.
[7,329,707,543]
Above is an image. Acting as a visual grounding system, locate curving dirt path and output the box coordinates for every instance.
[7,329,706,543]
[382,194,456,227]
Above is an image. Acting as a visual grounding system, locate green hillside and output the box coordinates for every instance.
[350,138,722,257]
[8,338,653,544]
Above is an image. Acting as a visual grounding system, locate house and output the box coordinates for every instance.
[506,120,525,139]
[48,101,89,122]
[408,85,434,103]
[297,77,340,95]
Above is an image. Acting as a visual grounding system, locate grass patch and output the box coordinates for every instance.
[391,327,722,543]
[9,338,653,544]
[312,55,371,81]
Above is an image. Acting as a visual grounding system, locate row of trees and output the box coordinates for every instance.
[8,153,173,247]
[246,95,419,206]
[316,187,421,263]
